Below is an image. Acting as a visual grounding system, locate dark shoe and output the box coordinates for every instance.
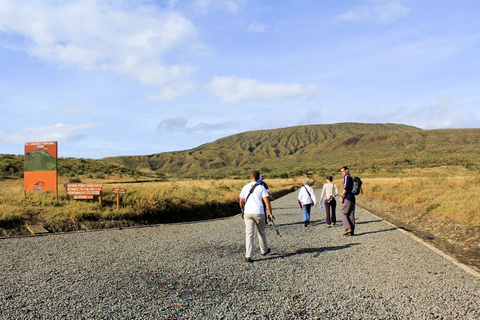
[342,229,352,235]
[245,257,253,263]
[304,221,308,227]
[262,248,271,256]
[327,224,331,228]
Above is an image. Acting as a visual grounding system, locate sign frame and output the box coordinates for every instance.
[65,183,103,205]
[112,188,127,209]
[24,141,58,200]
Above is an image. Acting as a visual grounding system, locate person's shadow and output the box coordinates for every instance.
[261,243,361,261]
[353,227,397,236]
[356,219,383,225]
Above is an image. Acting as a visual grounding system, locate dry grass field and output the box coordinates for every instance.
[348,166,480,225]
[1,165,479,236]
[0,176,301,236]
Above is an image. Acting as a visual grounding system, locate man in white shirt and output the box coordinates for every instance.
[298,179,317,227]
[239,170,274,263]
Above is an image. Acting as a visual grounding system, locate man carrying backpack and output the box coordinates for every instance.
[239,170,274,263]
[340,166,356,236]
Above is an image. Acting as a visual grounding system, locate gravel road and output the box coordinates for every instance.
[1,191,479,319]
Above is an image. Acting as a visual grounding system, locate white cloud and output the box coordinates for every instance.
[360,97,480,129]
[0,0,202,100]
[403,97,480,129]
[43,105,90,117]
[189,0,244,14]
[157,114,237,133]
[149,82,196,102]
[247,22,268,33]
[0,123,100,144]
[208,76,321,103]
[338,1,411,24]
[157,115,189,131]
[187,121,237,132]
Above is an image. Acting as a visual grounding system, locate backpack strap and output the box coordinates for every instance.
[242,183,259,218]
[304,186,313,203]
[246,183,259,204]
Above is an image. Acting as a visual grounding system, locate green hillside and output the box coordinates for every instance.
[0,155,151,181]
[105,123,480,179]
[4,123,480,181]
[105,123,423,177]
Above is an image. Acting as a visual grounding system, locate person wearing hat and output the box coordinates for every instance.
[297,179,317,227]
[258,174,270,220]
[258,174,269,193]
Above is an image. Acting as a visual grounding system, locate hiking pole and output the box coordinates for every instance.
[271,219,281,236]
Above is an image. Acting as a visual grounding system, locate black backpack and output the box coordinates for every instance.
[351,176,363,195]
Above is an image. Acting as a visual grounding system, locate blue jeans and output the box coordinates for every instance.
[302,204,312,223]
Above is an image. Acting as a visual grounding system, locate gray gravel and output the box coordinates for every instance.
[1,191,479,319]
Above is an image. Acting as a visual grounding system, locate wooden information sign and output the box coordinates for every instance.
[112,188,127,209]
[73,195,94,200]
[65,184,103,204]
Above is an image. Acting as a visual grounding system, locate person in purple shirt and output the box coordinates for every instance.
[340,166,356,236]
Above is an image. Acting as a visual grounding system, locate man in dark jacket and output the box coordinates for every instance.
[340,166,355,236]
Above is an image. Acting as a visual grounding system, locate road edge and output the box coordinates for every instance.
[365,209,480,280]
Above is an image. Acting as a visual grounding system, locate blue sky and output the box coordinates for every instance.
[1,0,479,158]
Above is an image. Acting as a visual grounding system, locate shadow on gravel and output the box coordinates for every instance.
[354,227,397,236]
[356,219,383,225]
[272,206,300,210]
[262,243,361,261]
[277,221,305,227]
[278,220,327,227]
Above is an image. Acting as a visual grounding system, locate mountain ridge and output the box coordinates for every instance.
[104,122,425,177]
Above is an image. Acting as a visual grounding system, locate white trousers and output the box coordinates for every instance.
[244,214,268,258]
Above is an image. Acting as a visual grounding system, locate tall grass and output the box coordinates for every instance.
[2,166,479,235]
[0,177,300,235]
[360,167,480,225]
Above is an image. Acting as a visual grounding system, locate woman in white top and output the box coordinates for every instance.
[319,176,338,227]
[298,179,317,227]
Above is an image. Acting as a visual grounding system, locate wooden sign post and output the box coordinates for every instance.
[65,184,103,205]
[112,188,127,210]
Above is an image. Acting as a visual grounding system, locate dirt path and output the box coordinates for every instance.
[0,191,479,319]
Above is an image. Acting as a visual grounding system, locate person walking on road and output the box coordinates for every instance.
[298,179,317,227]
[258,174,270,218]
[319,176,338,228]
[340,166,355,236]
[239,170,274,263]
[258,174,269,194]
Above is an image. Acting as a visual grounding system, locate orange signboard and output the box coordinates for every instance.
[24,142,58,198]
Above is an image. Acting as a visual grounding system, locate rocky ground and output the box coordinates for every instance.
[358,195,480,272]
[0,191,479,319]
